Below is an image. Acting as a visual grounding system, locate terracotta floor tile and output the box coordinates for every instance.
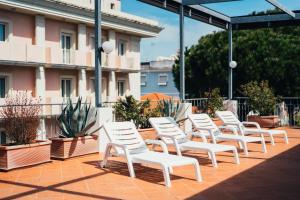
[0,127,300,200]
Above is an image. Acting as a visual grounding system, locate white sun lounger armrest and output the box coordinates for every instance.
[106,142,130,156]
[145,139,169,154]
[188,131,206,138]
[218,125,238,135]
[158,134,184,156]
[241,121,261,129]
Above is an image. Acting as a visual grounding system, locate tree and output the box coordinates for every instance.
[173,26,300,97]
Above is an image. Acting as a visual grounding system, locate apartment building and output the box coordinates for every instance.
[0,0,162,107]
[141,57,179,98]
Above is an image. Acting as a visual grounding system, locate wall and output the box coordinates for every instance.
[0,9,34,45]
[0,66,35,95]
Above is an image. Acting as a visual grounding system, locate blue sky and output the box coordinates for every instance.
[121,0,299,61]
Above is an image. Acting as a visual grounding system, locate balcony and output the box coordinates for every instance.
[0,42,44,63]
[46,48,87,66]
[117,56,138,69]
[86,51,108,68]
[56,0,94,9]
[0,42,137,70]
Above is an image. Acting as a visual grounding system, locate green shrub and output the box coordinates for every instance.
[241,81,277,116]
[203,88,224,118]
[113,95,160,129]
[57,98,97,138]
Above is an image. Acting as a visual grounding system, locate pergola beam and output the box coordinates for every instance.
[183,0,240,5]
[137,0,230,29]
[232,12,300,24]
[266,0,295,18]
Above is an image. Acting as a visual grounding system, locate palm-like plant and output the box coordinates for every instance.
[157,99,189,122]
[57,98,97,138]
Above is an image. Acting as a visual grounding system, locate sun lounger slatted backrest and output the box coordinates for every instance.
[149,117,188,144]
[188,114,221,136]
[216,111,241,125]
[103,122,148,155]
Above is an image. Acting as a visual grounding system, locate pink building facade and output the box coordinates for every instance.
[0,0,162,105]
[0,0,162,142]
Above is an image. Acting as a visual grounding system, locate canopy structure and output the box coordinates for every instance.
[138,0,300,100]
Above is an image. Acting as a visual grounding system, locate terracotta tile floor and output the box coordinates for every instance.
[1,127,300,200]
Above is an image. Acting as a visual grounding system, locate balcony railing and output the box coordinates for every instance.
[86,52,108,67]
[0,42,44,63]
[0,42,137,69]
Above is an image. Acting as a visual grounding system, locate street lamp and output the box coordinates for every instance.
[229,60,237,69]
[100,41,114,54]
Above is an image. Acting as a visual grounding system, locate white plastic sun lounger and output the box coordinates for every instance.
[188,114,267,155]
[100,121,202,187]
[216,111,289,146]
[149,117,240,168]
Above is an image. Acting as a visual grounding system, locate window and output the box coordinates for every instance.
[0,131,6,145]
[90,36,95,50]
[118,40,126,56]
[141,74,147,86]
[61,33,72,64]
[110,3,115,10]
[0,23,5,42]
[61,78,72,98]
[0,76,7,98]
[158,74,168,86]
[117,80,125,96]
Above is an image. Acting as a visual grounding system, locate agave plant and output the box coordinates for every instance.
[157,99,189,122]
[57,98,97,138]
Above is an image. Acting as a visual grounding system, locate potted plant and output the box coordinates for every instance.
[51,98,98,159]
[0,91,51,171]
[157,99,190,129]
[241,81,279,128]
[113,95,160,140]
[203,88,224,126]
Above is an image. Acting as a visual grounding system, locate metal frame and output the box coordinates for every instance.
[95,0,102,107]
[138,0,299,100]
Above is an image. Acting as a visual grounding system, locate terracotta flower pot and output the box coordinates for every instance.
[247,115,279,128]
[212,118,224,126]
[0,140,51,171]
[50,135,98,159]
[138,128,157,140]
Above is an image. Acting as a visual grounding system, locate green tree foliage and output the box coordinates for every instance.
[173,26,300,97]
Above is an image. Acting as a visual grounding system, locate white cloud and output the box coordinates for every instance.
[141,20,221,61]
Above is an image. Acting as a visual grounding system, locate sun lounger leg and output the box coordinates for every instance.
[261,135,267,153]
[126,159,136,178]
[100,145,112,168]
[270,134,275,146]
[233,148,240,164]
[169,166,173,174]
[241,141,248,156]
[209,151,218,168]
[284,132,289,144]
[193,161,202,182]
[162,165,171,187]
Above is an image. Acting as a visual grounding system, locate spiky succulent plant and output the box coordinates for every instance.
[57,98,97,138]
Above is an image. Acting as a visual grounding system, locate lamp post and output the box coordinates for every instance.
[95,0,113,107]
[229,60,237,99]
[228,24,237,100]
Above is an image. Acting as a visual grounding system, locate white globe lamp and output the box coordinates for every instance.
[102,41,114,54]
[229,60,237,69]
